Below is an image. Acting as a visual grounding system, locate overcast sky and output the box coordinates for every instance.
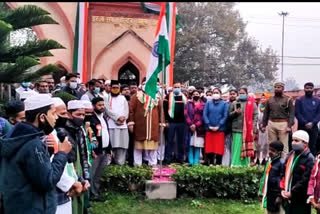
[235,2,320,88]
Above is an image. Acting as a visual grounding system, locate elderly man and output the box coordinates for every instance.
[262,81,295,156]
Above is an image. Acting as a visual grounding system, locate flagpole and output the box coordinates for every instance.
[159,54,166,179]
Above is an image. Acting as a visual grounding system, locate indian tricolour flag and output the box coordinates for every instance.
[72,2,89,83]
[145,3,171,99]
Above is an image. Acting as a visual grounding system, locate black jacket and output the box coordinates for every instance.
[0,122,67,214]
[281,149,315,204]
[90,112,112,155]
[163,93,185,123]
[61,86,82,99]
[266,156,285,212]
[56,120,90,181]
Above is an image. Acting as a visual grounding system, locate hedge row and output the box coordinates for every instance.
[101,164,264,200]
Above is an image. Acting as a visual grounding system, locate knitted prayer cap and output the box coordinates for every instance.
[269,141,284,152]
[292,130,309,143]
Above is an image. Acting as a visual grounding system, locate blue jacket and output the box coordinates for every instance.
[0,122,67,214]
[295,95,320,129]
[203,99,229,131]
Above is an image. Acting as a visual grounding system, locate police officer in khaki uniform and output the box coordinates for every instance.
[261,81,295,156]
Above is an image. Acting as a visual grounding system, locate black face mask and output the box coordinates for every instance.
[100,87,105,93]
[55,116,67,128]
[193,96,200,101]
[84,115,92,122]
[72,117,84,127]
[38,114,54,135]
[305,91,313,97]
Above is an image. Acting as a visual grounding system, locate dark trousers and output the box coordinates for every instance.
[301,126,318,156]
[165,122,186,163]
[127,131,134,166]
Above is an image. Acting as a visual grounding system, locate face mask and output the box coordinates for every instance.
[111,88,120,96]
[94,87,100,94]
[156,86,160,92]
[239,94,247,101]
[212,94,221,100]
[84,115,92,123]
[55,116,67,128]
[61,83,66,88]
[305,91,313,97]
[72,117,84,127]
[292,143,305,153]
[206,96,213,101]
[100,87,105,93]
[39,114,54,135]
[70,82,77,89]
[193,96,200,101]
[22,82,31,88]
[173,88,181,95]
[77,78,81,84]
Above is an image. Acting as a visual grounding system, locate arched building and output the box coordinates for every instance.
[7,2,158,85]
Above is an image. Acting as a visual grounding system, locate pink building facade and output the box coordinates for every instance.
[7,2,158,84]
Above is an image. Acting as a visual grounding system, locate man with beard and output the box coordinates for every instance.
[121,84,131,101]
[52,97,83,214]
[262,81,295,156]
[129,81,138,97]
[105,80,129,165]
[0,94,72,214]
[128,78,163,167]
[56,100,91,214]
[89,97,112,201]
[295,82,320,156]
[81,79,102,102]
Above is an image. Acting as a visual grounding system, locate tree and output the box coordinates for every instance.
[174,2,279,91]
[0,3,65,84]
[284,77,300,91]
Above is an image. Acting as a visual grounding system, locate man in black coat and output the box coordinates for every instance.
[280,130,315,214]
[89,97,112,201]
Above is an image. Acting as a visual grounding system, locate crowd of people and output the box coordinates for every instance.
[1,72,320,214]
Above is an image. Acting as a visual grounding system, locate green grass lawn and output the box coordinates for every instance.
[89,192,263,214]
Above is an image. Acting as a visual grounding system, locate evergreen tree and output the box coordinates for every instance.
[0,3,65,83]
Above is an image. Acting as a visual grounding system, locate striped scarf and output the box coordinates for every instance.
[284,150,306,194]
[168,92,187,118]
[258,157,279,208]
[137,91,158,117]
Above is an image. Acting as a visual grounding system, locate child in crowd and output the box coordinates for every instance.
[259,141,285,214]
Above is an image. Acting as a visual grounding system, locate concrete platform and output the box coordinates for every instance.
[145,180,177,200]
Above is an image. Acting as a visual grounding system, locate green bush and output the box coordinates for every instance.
[101,165,153,194]
[172,165,264,200]
[101,165,264,200]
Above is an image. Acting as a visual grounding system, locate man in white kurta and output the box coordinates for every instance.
[106,80,129,165]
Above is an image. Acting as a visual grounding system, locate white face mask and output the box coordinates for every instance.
[206,96,213,101]
[77,78,81,84]
[70,82,77,89]
[212,94,221,100]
